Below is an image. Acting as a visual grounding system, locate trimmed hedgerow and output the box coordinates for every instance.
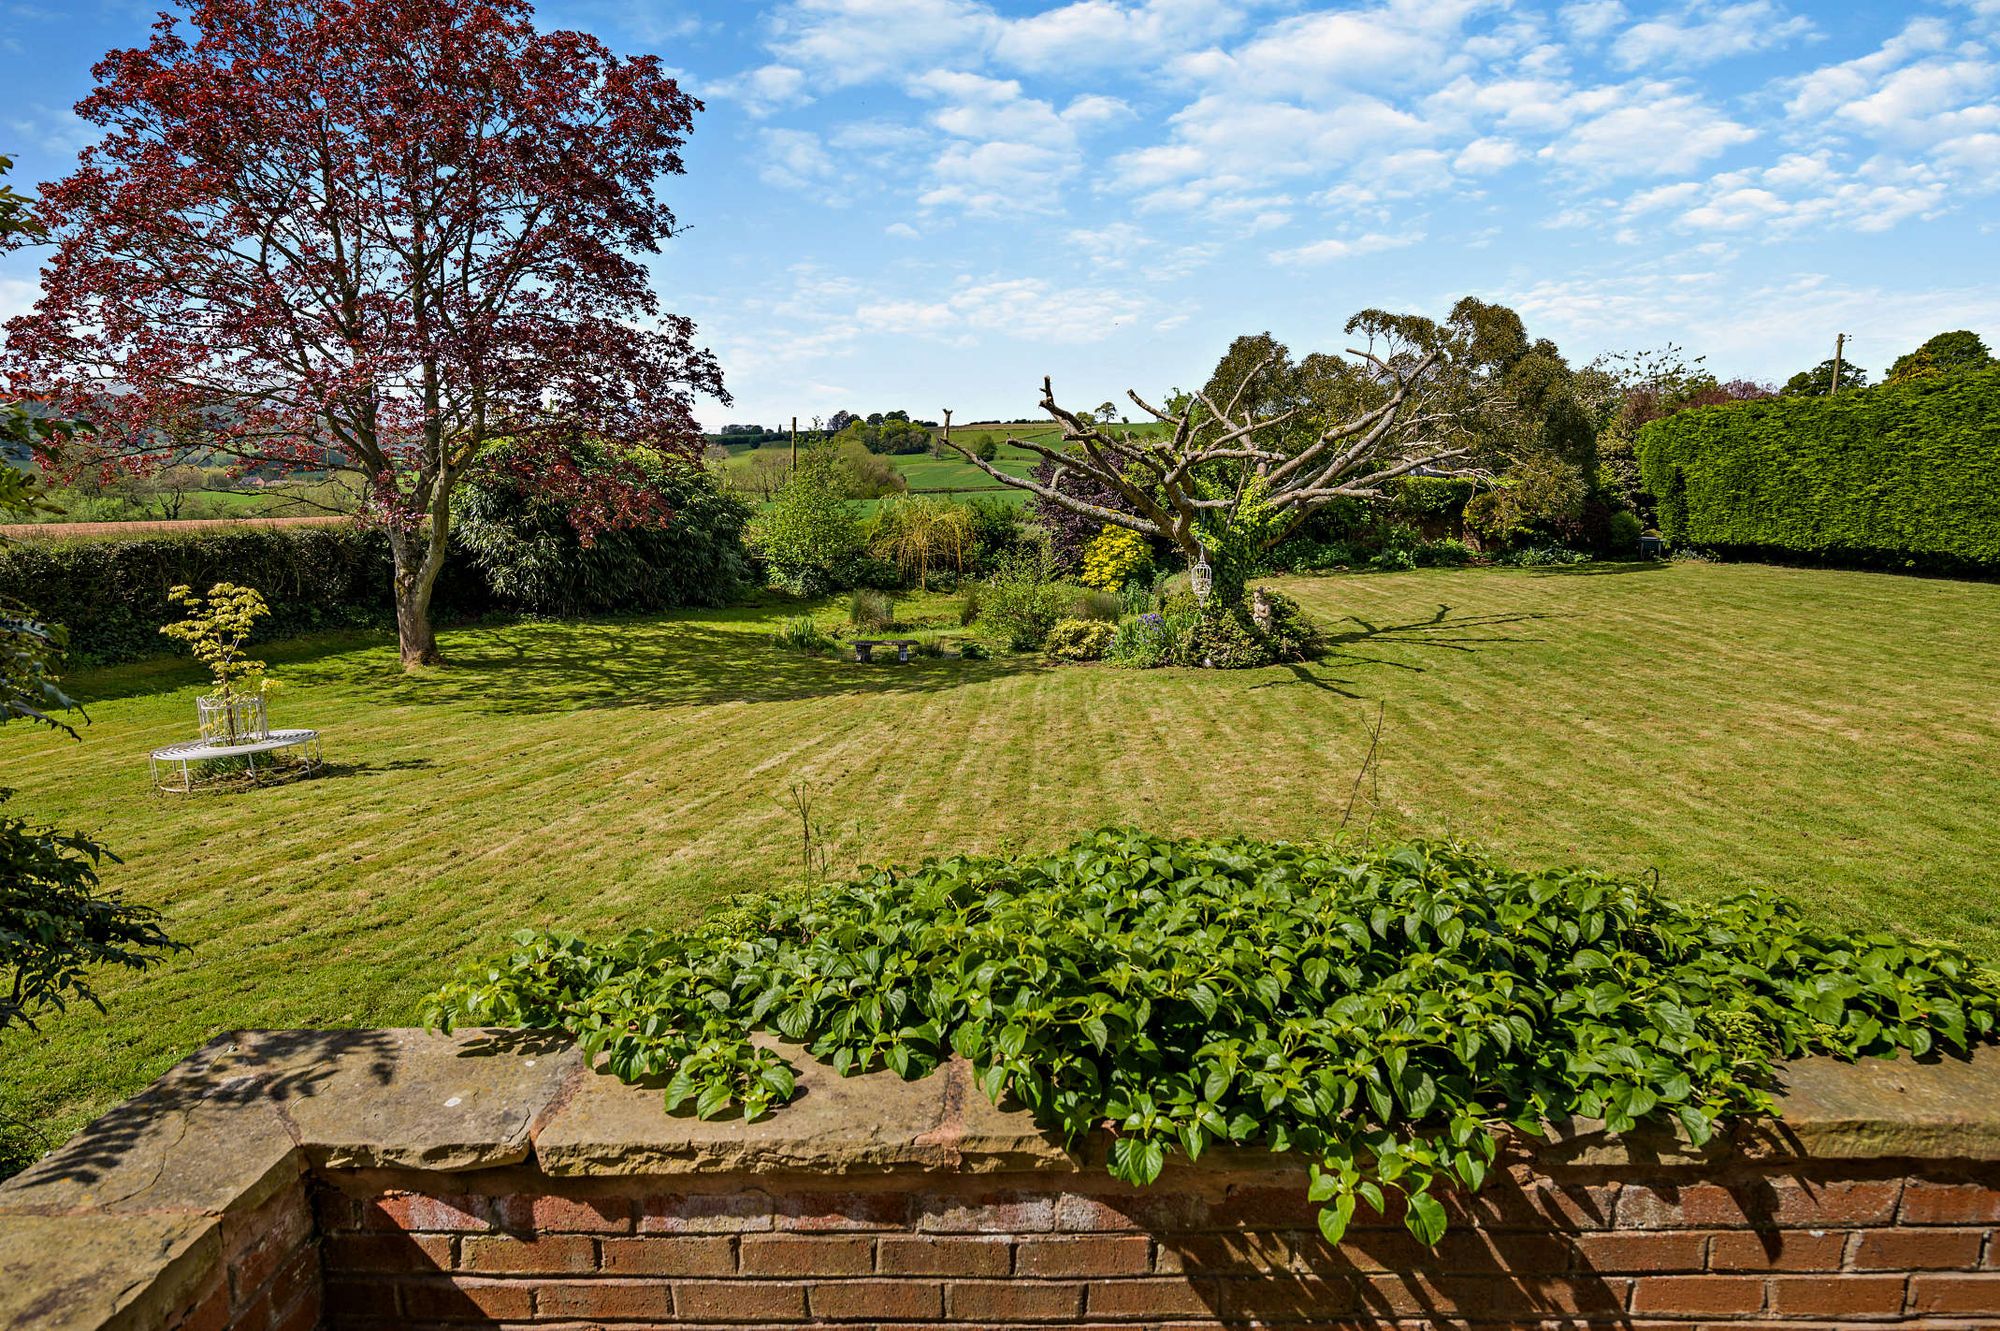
[0,525,489,666]
[1395,476,1476,523]
[0,461,753,664]
[1637,367,2000,570]
[427,828,1998,1249]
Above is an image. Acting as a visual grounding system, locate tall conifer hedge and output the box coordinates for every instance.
[1637,368,2000,570]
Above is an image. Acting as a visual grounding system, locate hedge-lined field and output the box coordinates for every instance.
[1638,367,2000,569]
[4,561,1997,1158]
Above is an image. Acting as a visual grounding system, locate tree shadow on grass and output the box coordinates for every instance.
[1250,604,1551,698]
[288,618,1050,715]
[1526,559,1669,577]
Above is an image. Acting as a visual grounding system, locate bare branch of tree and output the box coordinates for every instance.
[943,335,1489,570]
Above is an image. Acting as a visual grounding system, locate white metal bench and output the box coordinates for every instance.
[149,728,324,793]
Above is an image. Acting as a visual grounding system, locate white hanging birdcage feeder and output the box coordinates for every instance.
[1189,541,1215,602]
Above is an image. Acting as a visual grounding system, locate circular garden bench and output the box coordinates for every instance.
[149,728,324,793]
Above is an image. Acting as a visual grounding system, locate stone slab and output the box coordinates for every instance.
[1533,1046,2000,1167]
[536,1040,1076,1176]
[0,1036,301,1218]
[0,1213,217,1331]
[245,1027,582,1171]
[1748,1047,2000,1160]
[930,1057,1079,1173]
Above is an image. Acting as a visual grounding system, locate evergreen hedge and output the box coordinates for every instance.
[0,463,756,665]
[1637,367,2000,570]
[0,525,492,666]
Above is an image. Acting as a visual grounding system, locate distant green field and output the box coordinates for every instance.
[712,420,1171,502]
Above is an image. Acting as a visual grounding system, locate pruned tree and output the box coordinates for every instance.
[1,0,724,667]
[945,303,1515,591]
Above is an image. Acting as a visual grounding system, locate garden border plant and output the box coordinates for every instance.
[429,828,2000,1250]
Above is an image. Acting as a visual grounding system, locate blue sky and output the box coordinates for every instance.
[3,1,1997,428]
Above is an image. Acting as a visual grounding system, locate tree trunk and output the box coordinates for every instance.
[388,521,448,668]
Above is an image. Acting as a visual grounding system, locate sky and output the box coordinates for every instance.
[2,0,1997,430]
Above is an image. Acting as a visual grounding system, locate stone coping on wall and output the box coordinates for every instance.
[2,1028,1997,1329]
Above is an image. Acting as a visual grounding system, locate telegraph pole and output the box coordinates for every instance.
[1831,333,1848,395]
[790,415,798,475]
[941,407,952,458]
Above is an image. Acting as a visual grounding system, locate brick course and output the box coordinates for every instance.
[300,1162,2000,1329]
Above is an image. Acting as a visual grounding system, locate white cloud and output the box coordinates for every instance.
[0,276,39,325]
[755,128,841,191]
[1169,2,1482,98]
[1066,222,1219,277]
[1270,231,1421,265]
[1784,19,1954,120]
[990,0,1254,71]
[1604,151,1952,240]
[1559,1,1627,43]
[1506,268,2000,384]
[921,139,1075,213]
[857,277,1152,345]
[1833,57,2000,142]
[1610,1,1814,71]
[885,221,921,239]
[1539,85,1756,175]
[906,70,1130,212]
[708,63,811,117]
[1454,135,1522,172]
[766,0,993,87]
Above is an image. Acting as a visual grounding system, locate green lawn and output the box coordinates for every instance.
[5,562,1999,1157]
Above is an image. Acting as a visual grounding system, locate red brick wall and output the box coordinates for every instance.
[163,1176,322,1331]
[309,1159,2000,1328]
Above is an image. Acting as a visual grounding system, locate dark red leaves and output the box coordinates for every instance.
[2,0,723,543]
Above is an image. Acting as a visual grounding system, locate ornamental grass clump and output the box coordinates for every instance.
[429,829,1999,1249]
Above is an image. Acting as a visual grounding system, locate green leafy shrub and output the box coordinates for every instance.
[848,589,895,633]
[770,615,836,656]
[1045,617,1114,661]
[958,641,990,661]
[1606,510,1644,553]
[1637,368,2000,569]
[749,449,866,595]
[1251,588,1326,660]
[1181,600,1271,667]
[453,453,751,615]
[1068,589,1124,623]
[1497,545,1592,567]
[1368,526,1422,571]
[1416,538,1473,567]
[957,585,981,627]
[1079,525,1152,590]
[1259,539,1356,574]
[980,547,1075,652]
[430,828,2000,1249]
[1106,612,1173,669]
[1395,476,1476,523]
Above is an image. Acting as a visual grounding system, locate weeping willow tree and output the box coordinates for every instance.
[869,495,975,591]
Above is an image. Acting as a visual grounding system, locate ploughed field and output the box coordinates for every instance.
[4,561,1998,1159]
